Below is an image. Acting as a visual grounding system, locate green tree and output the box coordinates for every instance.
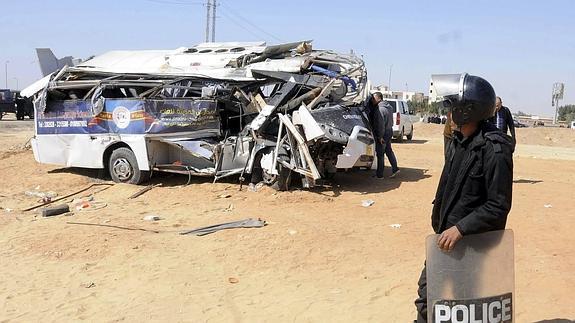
[407,99,446,115]
[407,99,428,114]
[558,105,575,123]
[427,101,445,115]
[515,110,531,117]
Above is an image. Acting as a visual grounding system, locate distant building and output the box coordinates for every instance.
[372,85,426,102]
[428,81,440,104]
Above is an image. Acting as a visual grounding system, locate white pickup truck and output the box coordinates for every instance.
[382,99,414,141]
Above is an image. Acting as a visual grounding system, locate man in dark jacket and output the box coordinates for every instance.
[415,74,513,322]
[367,92,399,178]
[488,96,516,150]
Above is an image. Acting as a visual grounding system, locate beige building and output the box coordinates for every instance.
[373,85,426,102]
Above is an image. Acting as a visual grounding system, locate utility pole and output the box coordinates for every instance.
[552,82,564,125]
[211,0,217,42]
[205,0,212,42]
[4,60,8,89]
[388,64,393,91]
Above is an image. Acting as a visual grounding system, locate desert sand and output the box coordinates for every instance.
[1,121,574,322]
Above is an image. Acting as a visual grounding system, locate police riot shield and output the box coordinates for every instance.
[426,230,514,323]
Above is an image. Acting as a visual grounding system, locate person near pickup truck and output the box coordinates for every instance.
[414,74,513,322]
[488,96,516,151]
[368,92,400,179]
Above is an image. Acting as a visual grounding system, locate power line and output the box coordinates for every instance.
[219,2,282,42]
[142,0,203,5]
[141,0,281,43]
[218,10,265,40]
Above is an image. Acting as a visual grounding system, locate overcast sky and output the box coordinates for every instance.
[1,0,574,116]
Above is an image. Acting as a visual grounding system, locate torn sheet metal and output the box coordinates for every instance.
[336,126,373,169]
[260,150,276,174]
[159,138,214,159]
[180,218,267,236]
[292,105,324,141]
[147,136,217,176]
[248,104,275,131]
[277,113,321,180]
[20,73,52,98]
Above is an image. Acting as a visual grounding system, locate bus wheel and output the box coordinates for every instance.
[261,147,292,191]
[109,147,147,184]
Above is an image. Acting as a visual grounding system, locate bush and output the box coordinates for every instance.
[558,105,575,123]
[408,100,445,115]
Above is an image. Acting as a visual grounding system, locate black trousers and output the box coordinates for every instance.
[415,263,427,322]
[375,134,398,178]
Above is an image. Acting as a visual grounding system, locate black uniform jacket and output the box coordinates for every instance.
[431,122,514,235]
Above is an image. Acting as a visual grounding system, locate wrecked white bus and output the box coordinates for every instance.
[22,41,374,190]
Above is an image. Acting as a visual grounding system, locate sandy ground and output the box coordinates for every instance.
[0,121,574,322]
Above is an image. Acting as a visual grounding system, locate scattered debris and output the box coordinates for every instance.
[544,204,553,208]
[361,199,375,207]
[72,196,93,208]
[83,202,106,211]
[389,224,402,229]
[218,194,232,199]
[66,221,160,233]
[82,282,96,289]
[41,204,70,217]
[71,196,107,212]
[180,218,267,236]
[223,204,234,213]
[128,184,162,199]
[23,183,114,212]
[25,190,58,199]
[75,202,90,211]
[228,277,239,284]
[248,182,265,192]
[288,229,298,235]
[4,139,32,154]
[143,215,161,221]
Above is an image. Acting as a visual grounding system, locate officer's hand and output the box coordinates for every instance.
[437,226,462,252]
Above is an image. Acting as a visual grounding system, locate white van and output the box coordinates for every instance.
[570,121,575,129]
[382,99,414,141]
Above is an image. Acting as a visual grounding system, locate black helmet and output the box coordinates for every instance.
[430,73,496,126]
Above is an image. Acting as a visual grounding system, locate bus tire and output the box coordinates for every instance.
[108,147,148,185]
[261,147,292,191]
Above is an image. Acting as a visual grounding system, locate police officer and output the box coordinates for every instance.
[415,74,514,322]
